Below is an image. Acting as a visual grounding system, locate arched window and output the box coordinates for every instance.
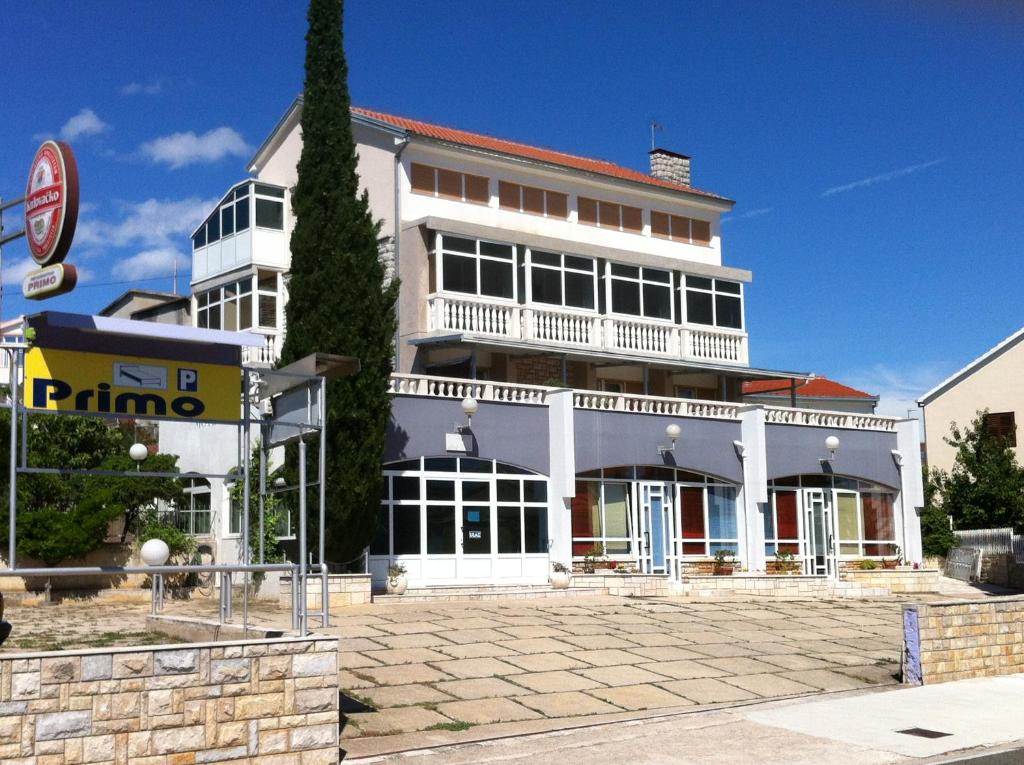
[168,476,211,536]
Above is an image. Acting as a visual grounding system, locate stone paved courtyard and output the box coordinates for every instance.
[326,596,904,740]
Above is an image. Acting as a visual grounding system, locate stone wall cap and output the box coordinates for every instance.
[906,594,1024,609]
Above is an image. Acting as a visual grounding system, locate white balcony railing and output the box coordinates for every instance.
[573,390,741,420]
[241,334,280,366]
[389,373,549,405]
[427,294,749,366]
[762,406,898,432]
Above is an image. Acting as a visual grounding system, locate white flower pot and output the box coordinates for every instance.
[550,571,570,590]
[386,575,407,595]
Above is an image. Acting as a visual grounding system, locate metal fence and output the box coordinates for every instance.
[953,527,1024,562]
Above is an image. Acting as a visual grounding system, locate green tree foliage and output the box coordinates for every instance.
[0,411,183,566]
[229,445,285,575]
[279,0,398,564]
[920,466,956,557]
[932,410,1024,534]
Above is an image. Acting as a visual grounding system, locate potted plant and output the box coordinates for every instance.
[386,563,408,595]
[713,549,736,576]
[582,543,606,574]
[859,558,879,570]
[774,550,799,575]
[550,562,571,589]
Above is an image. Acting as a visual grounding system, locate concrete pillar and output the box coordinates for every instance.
[738,406,768,572]
[547,389,576,567]
[896,418,925,564]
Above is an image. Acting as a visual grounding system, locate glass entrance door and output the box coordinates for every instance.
[639,483,672,574]
[803,489,837,577]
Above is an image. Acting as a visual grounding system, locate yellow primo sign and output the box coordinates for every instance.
[24,347,240,421]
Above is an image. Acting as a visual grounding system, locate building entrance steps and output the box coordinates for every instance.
[373,583,609,603]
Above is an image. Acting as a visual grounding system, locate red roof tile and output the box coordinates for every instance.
[742,377,876,399]
[352,107,732,203]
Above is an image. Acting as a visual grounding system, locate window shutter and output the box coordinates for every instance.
[498,181,520,210]
[546,191,568,219]
[522,185,545,215]
[651,211,670,238]
[578,197,598,225]
[464,173,490,204]
[410,163,435,193]
[621,205,643,232]
[691,219,711,244]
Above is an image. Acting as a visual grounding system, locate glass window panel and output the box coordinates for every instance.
[611,263,639,278]
[393,506,421,554]
[370,508,389,555]
[462,481,489,502]
[676,470,705,482]
[643,283,672,319]
[643,268,671,284]
[779,542,800,554]
[546,191,568,219]
[715,279,741,295]
[604,483,629,539]
[686,275,712,289]
[670,215,691,240]
[862,494,895,540]
[497,480,520,502]
[459,458,492,473]
[258,270,277,291]
[524,507,547,553]
[255,199,284,229]
[686,290,713,325]
[602,466,634,479]
[221,206,234,236]
[834,476,859,491]
[197,291,209,308]
[496,463,532,474]
[392,476,419,500]
[564,272,595,309]
[635,466,675,480]
[709,542,737,555]
[442,253,477,294]
[531,269,562,305]
[715,294,743,329]
[386,458,422,471]
[763,505,775,540]
[424,457,458,472]
[426,506,456,554]
[531,250,560,267]
[235,185,249,200]
[207,214,220,242]
[680,486,705,541]
[441,235,476,254]
[480,241,513,259]
[765,543,777,557]
[801,475,832,488]
[707,486,738,539]
[571,481,601,555]
[258,295,276,328]
[208,304,221,330]
[837,493,860,541]
[238,276,252,294]
[480,259,514,299]
[840,543,860,556]
[193,229,206,249]
[239,295,252,330]
[197,309,208,329]
[864,542,898,557]
[564,255,593,272]
[235,199,249,231]
[611,280,641,315]
[776,490,800,539]
[254,184,285,198]
[223,300,238,332]
[523,480,547,503]
[462,506,490,554]
[691,219,711,244]
[497,507,522,553]
[426,480,455,501]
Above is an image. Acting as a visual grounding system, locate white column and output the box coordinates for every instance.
[738,406,768,572]
[896,418,925,564]
[547,389,576,569]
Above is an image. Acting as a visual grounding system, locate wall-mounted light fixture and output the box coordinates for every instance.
[446,396,479,453]
[733,440,747,459]
[658,423,681,456]
[891,449,904,468]
[457,396,478,433]
[824,435,840,462]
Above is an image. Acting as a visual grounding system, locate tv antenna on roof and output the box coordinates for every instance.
[649,120,663,150]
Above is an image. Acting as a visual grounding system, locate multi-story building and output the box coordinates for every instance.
[184,98,924,588]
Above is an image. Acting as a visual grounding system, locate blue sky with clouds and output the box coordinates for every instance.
[2,1,1022,415]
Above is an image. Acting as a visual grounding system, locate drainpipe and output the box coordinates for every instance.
[392,136,410,373]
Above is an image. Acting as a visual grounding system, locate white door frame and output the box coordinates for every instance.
[636,481,674,575]
[802,488,838,578]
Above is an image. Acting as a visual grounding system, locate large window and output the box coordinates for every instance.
[499,181,568,219]
[577,197,642,233]
[411,163,489,205]
[571,480,632,556]
[683,276,743,329]
[527,250,597,310]
[650,212,711,245]
[193,184,251,250]
[371,458,548,558]
[196,277,253,331]
[254,184,285,230]
[436,234,515,300]
[608,264,673,320]
[764,489,801,556]
[985,412,1016,447]
[161,477,211,537]
[679,483,738,556]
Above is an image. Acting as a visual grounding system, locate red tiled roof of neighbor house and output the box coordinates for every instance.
[351,107,732,203]
[742,377,877,399]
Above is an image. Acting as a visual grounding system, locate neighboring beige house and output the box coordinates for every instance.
[918,328,1024,473]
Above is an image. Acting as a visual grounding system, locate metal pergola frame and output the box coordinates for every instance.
[0,336,334,637]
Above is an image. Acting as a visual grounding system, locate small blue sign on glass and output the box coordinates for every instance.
[467,511,481,522]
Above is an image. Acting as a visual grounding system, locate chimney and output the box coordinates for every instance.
[649,148,691,186]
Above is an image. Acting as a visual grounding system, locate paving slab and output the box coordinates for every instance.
[575,665,672,687]
[339,637,388,652]
[358,663,454,686]
[721,673,818,698]
[344,706,454,736]
[567,648,647,667]
[499,652,592,672]
[434,677,528,700]
[758,654,832,671]
[361,647,451,665]
[496,625,572,639]
[777,669,873,691]
[358,683,456,708]
[656,677,761,704]
[585,683,694,711]
[494,637,579,654]
[427,657,525,679]
[625,646,706,662]
[558,634,640,650]
[517,690,623,717]
[375,632,456,649]
[432,641,521,659]
[435,697,542,725]
[509,670,606,693]
[697,656,788,675]
[640,660,729,680]
[375,620,446,635]
[440,628,516,644]
[340,651,383,669]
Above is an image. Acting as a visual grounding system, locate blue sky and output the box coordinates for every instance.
[2,1,1022,415]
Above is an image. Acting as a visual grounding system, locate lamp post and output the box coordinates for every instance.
[129,442,148,471]
[658,423,681,456]
[140,538,170,614]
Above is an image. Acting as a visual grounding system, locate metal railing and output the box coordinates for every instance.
[953,527,1023,559]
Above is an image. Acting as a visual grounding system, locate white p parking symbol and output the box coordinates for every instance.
[177,368,198,392]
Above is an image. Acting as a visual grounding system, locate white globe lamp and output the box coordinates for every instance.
[666,423,682,442]
[129,443,149,463]
[461,396,478,424]
[140,538,170,567]
[825,435,840,460]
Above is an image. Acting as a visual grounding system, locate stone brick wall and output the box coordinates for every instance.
[279,574,372,609]
[569,573,669,597]
[903,595,1024,685]
[0,636,339,765]
[840,568,941,593]
[674,574,834,598]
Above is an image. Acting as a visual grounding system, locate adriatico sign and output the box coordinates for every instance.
[24,141,79,267]
[24,347,241,421]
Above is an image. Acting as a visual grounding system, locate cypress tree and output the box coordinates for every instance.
[280,0,398,564]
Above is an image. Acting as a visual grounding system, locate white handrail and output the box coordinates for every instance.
[762,406,899,432]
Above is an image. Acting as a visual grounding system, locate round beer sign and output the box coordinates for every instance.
[24,140,79,267]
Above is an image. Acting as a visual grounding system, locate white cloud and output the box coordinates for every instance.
[59,108,109,141]
[140,127,250,169]
[722,207,773,225]
[1,258,92,286]
[841,363,952,430]
[111,248,188,281]
[821,159,945,197]
[121,81,162,96]
[75,196,217,252]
